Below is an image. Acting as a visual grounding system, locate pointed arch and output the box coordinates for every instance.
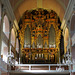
[3,15,9,39]
[49,25,55,48]
[37,34,43,48]
[16,38,19,53]
[24,25,31,48]
[64,27,69,53]
[1,41,8,63]
[11,28,15,47]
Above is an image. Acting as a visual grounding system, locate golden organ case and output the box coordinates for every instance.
[18,8,61,64]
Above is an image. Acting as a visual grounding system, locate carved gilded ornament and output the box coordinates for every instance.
[18,8,61,55]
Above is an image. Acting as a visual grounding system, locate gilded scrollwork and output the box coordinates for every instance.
[18,8,61,62]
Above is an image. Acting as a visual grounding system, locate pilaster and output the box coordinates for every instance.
[14,32,17,59]
[0,2,5,56]
[61,0,75,30]
[8,23,13,52]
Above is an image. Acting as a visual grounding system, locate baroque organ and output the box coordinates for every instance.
[18,8,61,64]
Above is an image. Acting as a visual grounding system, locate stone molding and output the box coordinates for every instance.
[61,0,75,29]
[1,0,19,30]
[72,33,75,46]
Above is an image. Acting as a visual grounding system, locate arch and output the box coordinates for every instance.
[3,15,9,39]
[10,0,68,22]
[70,14,75,37]
[70,14,75,61]
[16,38,19,53]
[1,41,8,63]
[24,25,31,48]
[37,34,43,48]
[11,28,15,47]
[64,27,69,53]
[49,25,55,48]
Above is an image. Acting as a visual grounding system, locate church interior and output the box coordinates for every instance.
[0,0,75,75]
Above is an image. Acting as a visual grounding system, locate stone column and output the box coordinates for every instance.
[0,4,6,59]
[14,32,17,59]
[71,33,75,60]
[8,23,13,71]
[63,25,67,63]
[68,21,72,60]
[59,44,61,64]
[0,2,6,74]
[8,23,13,53]
[19,44,21,64]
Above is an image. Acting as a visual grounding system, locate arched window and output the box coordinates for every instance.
[71,15,75,34]
[3,15,9,39]
[70,14,75,46]
[11,28,15,47]
[16,38,19,53]
[1,41,8,63]
[70,14,75,61]
[64,28,69,53]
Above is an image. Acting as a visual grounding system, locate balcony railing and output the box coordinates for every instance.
[0,58,75,75]
[10,64,70,74]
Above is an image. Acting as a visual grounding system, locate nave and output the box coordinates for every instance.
[0,0,75,75]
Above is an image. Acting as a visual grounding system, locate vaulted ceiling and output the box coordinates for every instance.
[9,0,69,23]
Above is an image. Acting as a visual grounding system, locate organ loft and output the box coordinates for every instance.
[18,8,62,64]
